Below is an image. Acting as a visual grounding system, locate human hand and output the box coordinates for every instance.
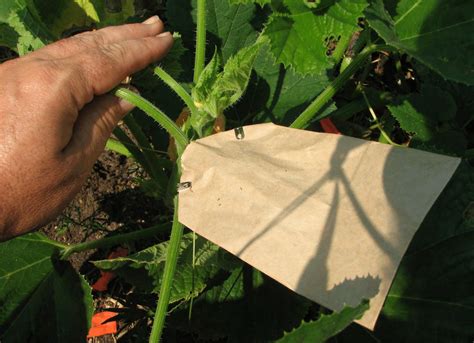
[0,16,173,240]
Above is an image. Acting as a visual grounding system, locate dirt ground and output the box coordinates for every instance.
[41,149,161,270]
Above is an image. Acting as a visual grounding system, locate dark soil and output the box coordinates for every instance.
[40,149,167,342]
[41,149,162,270]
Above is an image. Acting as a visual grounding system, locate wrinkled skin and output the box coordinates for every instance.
[0,16,173,240]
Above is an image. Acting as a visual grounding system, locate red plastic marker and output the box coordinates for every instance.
[92,247,128,292]
[87,311,118,338]
[320,118,341,134]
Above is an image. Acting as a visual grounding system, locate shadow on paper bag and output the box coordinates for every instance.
[178,123,460,330]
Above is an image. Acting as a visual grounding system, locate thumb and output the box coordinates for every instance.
[65,92,135,163]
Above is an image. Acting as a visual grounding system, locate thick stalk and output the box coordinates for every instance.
[115,88,189,152]
[290,44,387,129]
[60,223,170,260]
[149,196,184,342]
[193,0,207,83]
[154,67,199,117]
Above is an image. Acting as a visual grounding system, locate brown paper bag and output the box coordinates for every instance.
[178,123,460,329]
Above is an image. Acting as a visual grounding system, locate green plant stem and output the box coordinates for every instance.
[330,91,393,121]
[115,88,189,152]
[290,44,388,129]
[154,67,199,117]
[149,196,184,343]
[193,0,207,83]
[60,223,170,260]
[361,90,401,146]
[331,35,350,64]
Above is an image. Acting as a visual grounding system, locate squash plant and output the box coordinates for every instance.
[1,0,474,342]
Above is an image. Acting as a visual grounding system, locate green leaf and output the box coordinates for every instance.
[229,0,271,6]
[387,85,466,154]
[212,42,264,111]
[168,266,312,342]
[365,0,474,85]
[263,0,368,75]
[192,42,264,119]
[0,233,93,342]
[167,0,259,63]
[230,44,333,125]
[192,49,222,109]
[32,0,136,37]
[413,60,474,127]
[0,0,136,54]
[159,33,187,80]
[276,300,369,343]
[374,163,474,342]
[0,22,19,48]
[0,4,52,54]
[93,234,222,303]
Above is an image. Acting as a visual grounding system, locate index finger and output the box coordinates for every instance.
[72,32,173,102]
[37,16,165,59]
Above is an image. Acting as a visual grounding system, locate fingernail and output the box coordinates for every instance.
[157,31,171,38]
[143,15,160,24]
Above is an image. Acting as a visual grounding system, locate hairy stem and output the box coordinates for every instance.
[60,223,170,260]
[194,0,207,83]
[154,67,199,118]
[149,196,184,343]
[290,44,388,129]
[115,88,189,152]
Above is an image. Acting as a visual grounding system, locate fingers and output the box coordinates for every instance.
[36,16,165,59]
[74,32,173,99]
[64,93,135,164]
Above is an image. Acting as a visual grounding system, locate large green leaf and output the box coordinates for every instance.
[263,0,368,75]
[0,22,19,48]
[0,0,136,54]
[168,266,312,342]
[0,233,93,342]
[230,44,332,125]
[413,60,474,128]
[276,300,369,343]
[0,1,52,54]
[373,163,474,341]
[167,0,259,63]
[33,0,136,37]
[229,0,271,6]
[93,234,222,303]
[365,0,474,85]
[387,85,466,154]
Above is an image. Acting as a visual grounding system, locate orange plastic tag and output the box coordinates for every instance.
[92,247,128,291]
[87,311,118,338]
